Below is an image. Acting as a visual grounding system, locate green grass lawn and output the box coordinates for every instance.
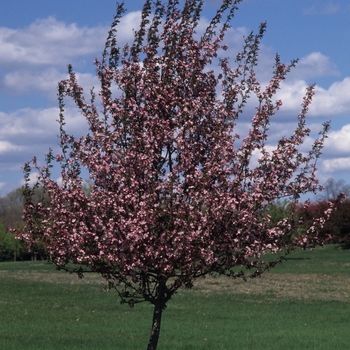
[0,244,349,349]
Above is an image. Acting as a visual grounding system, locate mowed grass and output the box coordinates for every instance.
[0,244,349,349]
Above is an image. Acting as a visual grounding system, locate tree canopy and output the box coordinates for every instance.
[16,1,341,349]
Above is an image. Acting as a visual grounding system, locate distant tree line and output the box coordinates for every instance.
[265,178,350,248]
[300,178,350,247]
[0,187,47,261]
[0,178,349,262]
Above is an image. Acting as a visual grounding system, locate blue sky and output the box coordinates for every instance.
[0,0,349,196]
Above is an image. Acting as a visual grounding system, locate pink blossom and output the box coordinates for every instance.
[14,2,339,349]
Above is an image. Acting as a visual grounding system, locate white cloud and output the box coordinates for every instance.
[0,141,23,154]
[0,9,349,194]
[311,78,350,117]
[0,108,59,139]
[290,52,339,79]
[317,124,350,176]
[2,68,66,96]
[303,3,340,15]
[0,106,90,158]
[322,157,350,172]
[227,50,343,122]
[0,17,107,67]
[0,12,144,99]
[0,11,143,69]
[323,3,341,14]
[274,77,350,118]
[19,171,39,187]
[0,105,92,194]
[323,124,350,155]
[115,11,143,44]
[275,80,308,113]
[1,68,99,99]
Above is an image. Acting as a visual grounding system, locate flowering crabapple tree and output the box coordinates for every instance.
[18,0,339,349]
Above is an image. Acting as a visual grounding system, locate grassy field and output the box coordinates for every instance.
[0,244,349,349]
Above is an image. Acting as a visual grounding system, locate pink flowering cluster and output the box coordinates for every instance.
[16,1,339,348]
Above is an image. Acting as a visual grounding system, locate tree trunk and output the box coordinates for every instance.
[147,300,164,350]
